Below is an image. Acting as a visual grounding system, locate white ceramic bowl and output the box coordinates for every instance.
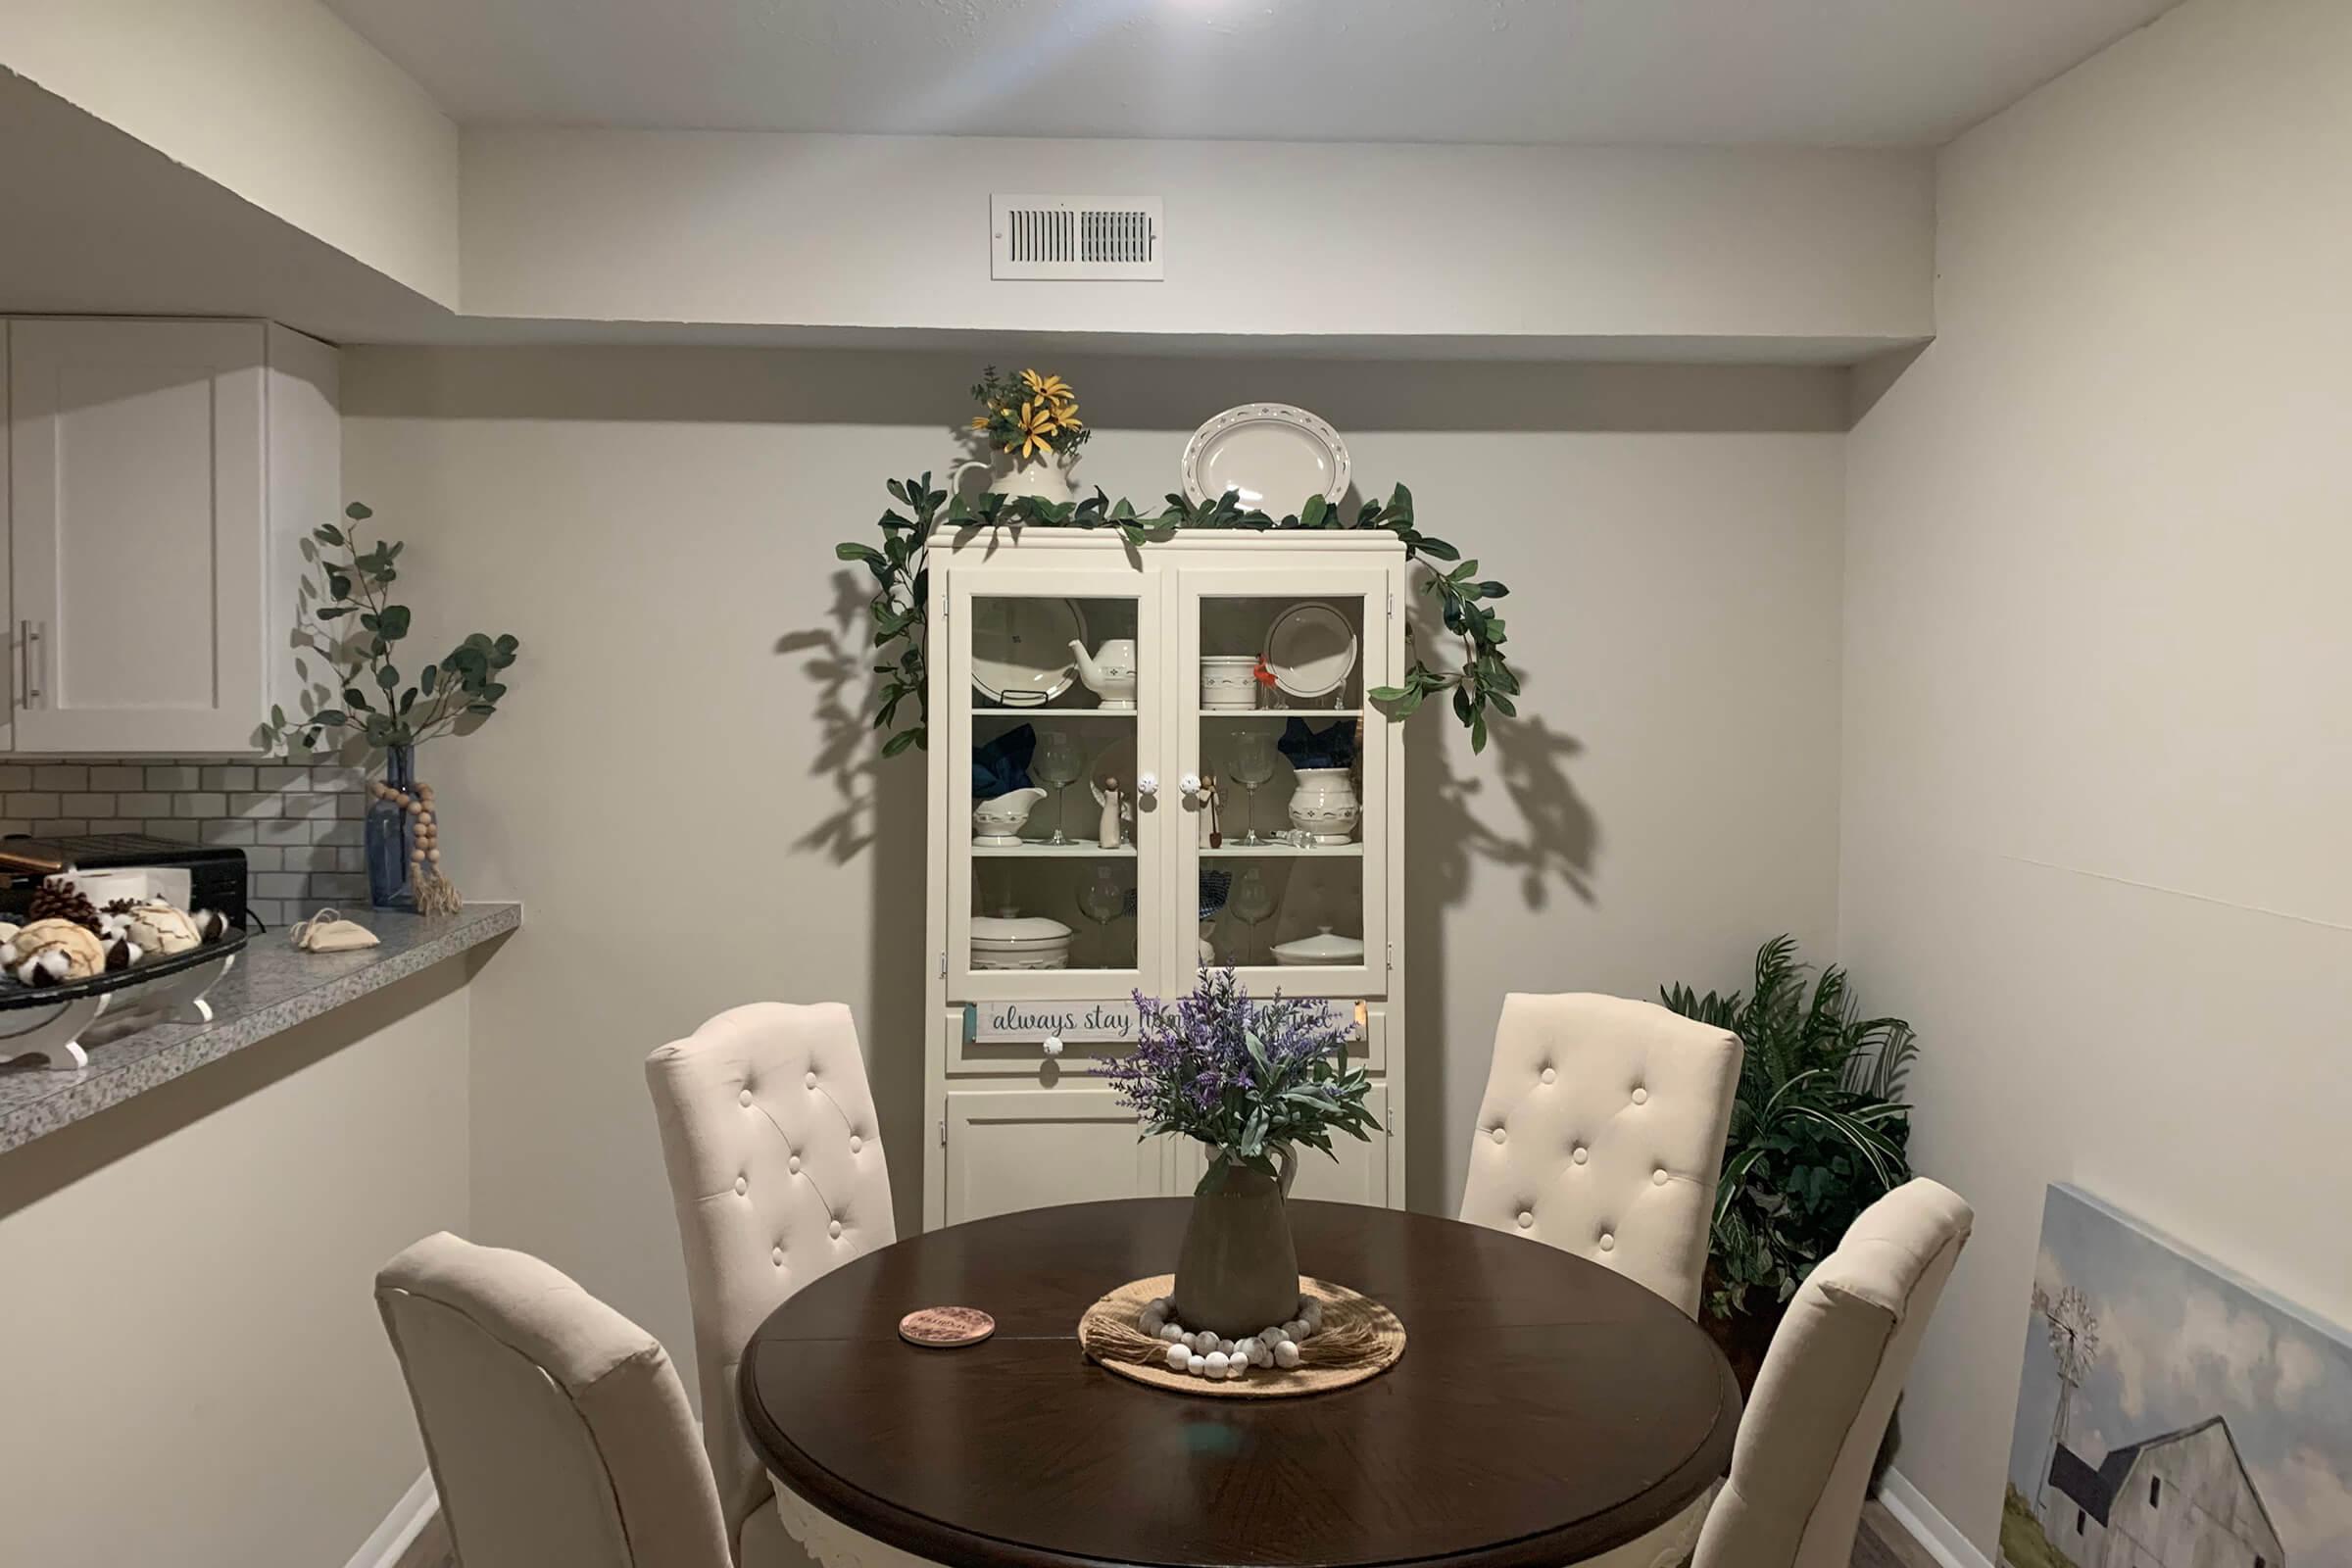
[972,787,1047,846]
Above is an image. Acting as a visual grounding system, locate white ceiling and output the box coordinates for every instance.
[321,0,2180,147]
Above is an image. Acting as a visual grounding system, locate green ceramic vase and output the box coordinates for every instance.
[1173,1145,1299,1337]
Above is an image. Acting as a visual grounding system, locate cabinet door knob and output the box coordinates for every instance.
[1179,772,1201,798]
[1042,1035,1064,1057]
[1135,773,1158,797]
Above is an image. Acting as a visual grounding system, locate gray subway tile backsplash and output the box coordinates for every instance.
[9,757,388,929]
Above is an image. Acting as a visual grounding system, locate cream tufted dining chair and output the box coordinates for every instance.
[1460,992,1741,1316]
[1693,1178,1973,1568]
[1459,992,1741,1568]
[375,1232,732,1568]
[646,1002,921,1568]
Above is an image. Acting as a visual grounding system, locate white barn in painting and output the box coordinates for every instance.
[2041,1417,2284,1568]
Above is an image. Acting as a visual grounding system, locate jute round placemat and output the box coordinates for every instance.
[1078,1273,1404,1397]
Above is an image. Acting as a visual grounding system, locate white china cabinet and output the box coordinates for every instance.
[921,530,1409,1228]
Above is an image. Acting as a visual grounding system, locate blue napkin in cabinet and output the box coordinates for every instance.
[972,724,1037,798]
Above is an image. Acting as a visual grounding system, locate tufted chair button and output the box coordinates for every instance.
[828,1220,844,1240]
[789,1154,802,1174]
[734,1176,748,1196]
[1491,1127,1506,1146]
[1517,1210,1535,1229]
[1653,1168,1669,1186]
[1631,1086,1648,1105]
[771,1247,784,1267]
[1572,1145,1589,1165]
[1598,1232,1615,1251]
[1540,1067,1556,1084]
[805,1071,818,1089]
[850,1135,863,1152]
[738,1089,753,1107]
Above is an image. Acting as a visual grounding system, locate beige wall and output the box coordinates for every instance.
[461,131,1931,353]
[1840,0,2352,1551]
[0,966,474,1567]
[341,345,1846,1369]
[0,0,461,305]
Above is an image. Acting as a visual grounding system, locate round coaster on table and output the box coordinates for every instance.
[1078,1273,1404,1397]
[898,1305,996,1348]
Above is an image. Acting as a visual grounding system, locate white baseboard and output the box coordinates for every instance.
[344,1469,438,1568]
[1878,1468,1994,1568]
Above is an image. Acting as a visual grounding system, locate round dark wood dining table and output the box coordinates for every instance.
[741,1198,1740,1568]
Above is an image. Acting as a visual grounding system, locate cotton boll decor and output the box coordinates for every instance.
[119,903,203,957]
[4,919,108,985]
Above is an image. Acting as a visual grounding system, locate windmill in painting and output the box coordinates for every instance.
[2000,1187,2352,1568]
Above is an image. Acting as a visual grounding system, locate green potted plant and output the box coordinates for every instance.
[1663,936,1919,1390]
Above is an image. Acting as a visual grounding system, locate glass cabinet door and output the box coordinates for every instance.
[946,566,1165,1000]
[1172,564,1391,997]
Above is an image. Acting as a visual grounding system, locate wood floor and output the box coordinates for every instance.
[1855,1499,1945,1568]
[400,1499,1939,1567]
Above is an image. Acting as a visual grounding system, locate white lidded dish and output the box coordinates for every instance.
[970,908,1073,970]
[1269,926,1366,966]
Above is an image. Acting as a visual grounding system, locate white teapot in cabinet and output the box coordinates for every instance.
[1067,638,1138,709]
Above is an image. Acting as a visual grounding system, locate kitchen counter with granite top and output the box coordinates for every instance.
[0,903,519,1153]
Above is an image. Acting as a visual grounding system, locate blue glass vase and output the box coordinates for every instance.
[366,745,420,909]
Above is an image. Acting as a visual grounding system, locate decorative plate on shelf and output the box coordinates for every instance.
[1262,602,1357,700]
[971,598,1088,707]
[1181,405,1350,515]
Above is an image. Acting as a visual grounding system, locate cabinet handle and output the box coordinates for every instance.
[1135,773,1158,798]
[1179,772,1201,799]
[21,621,42,708]
[1042,1035,1064,1058]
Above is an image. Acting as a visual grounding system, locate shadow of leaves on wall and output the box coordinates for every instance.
[778,570,898,865]
[1401,585,1596,915]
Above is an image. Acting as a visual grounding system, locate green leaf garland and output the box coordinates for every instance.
[839,475,1520,757]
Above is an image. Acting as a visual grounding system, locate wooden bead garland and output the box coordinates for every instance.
[1134,1293,1325,1381]
[368,776,465,916]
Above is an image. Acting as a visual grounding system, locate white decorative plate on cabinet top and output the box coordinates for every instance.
[1181,405,1350,515]
[971,598,1088,706]
[1262,602,1358,700]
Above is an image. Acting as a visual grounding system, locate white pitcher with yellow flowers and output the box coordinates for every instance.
[953,366,1092,504]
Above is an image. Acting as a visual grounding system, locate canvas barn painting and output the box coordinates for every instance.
[2001,1185,2352,1568]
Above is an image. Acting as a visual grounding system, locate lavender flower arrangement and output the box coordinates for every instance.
[1098,968,1378,1181]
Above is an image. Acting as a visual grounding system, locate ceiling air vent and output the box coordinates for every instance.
[992,195,1163,280]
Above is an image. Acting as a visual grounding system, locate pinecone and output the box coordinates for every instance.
[28,878,103,933]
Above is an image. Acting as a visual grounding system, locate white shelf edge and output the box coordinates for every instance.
[973,707,1137,717]
[1200,844,1364,858]
[971,844,1139,857]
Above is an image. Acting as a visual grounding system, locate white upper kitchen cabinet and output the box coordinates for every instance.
[5,318,338,755]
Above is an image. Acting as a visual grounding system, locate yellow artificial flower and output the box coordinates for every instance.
[1007,400,1058,460]
[969,414,992,431]
[1021,368,1075,407]
[1053,405,1085,433]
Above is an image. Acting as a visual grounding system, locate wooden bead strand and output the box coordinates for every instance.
[369,772,464,916]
